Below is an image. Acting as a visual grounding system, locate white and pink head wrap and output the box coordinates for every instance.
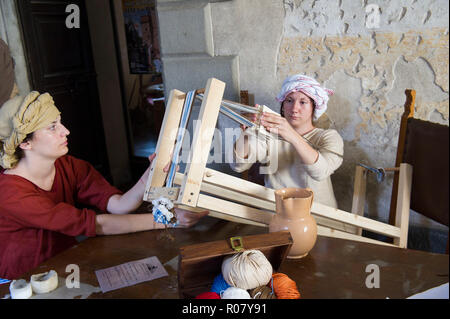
[276,74,334,120]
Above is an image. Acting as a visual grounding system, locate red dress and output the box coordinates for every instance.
[0,155,122,279]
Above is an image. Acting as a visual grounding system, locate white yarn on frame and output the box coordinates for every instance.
[221,250,273,290]
[220,287,251,299]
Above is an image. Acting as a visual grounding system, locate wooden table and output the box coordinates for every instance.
[1,216,448,299]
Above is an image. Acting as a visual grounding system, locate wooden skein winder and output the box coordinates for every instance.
[143,78,412,249]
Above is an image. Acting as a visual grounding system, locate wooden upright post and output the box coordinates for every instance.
[177,78,226,206]
[393,163,413,248]
[351,165,367,235]
[143,89,186,201]
[389,89,415,225]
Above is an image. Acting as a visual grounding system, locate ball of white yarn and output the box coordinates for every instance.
[221,249,273,290]
[220,287,251,299]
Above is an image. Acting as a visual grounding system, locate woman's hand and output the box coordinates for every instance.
[109,153,176,215]
[259,112,299,144]
[240,112,258,131]
[141,155,206,228]
[239,104,263,131]
[173,208,209,228]
[139,153,157,186]
[96,208,208,235]
[260,113,319,165]
[139,153,174,186]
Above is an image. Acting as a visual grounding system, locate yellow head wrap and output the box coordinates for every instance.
[0,91,61,169]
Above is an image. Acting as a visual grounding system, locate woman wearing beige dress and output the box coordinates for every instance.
[231,74,344,209]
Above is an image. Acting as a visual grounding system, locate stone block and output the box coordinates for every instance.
[157,2,213,56]
[161,54,239,101]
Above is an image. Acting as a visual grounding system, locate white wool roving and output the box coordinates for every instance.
[221,249,273,290]
[220,287,251,299]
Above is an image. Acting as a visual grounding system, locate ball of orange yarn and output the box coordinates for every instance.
[270,273,301,299]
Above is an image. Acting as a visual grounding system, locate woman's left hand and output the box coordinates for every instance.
[139,153,176,186]
[173,208,209,228]
[259,112,299,144]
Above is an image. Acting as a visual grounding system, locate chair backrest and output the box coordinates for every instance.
[402,118,449,226]
[389,90,449,227]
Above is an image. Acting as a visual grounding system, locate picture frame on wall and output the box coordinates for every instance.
[122,0,162,75]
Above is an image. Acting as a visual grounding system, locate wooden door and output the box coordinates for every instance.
[17,0,111,179]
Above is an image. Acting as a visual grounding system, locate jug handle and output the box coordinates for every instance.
[305,188,314,210]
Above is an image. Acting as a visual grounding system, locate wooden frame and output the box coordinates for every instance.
[143,78,413,248]
[350,163,413,248]
[388,89,415,226]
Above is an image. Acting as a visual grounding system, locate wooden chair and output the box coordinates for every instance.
[391,90,449,252]
[352,89,449,252]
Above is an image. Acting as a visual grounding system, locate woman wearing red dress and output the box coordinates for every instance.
[0,91,207,280]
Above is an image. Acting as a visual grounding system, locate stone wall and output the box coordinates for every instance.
[278,0,449,227]
[157,0,449,230]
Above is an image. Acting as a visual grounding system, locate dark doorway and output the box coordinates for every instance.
[17,0,111,180]
[112,0,164,180]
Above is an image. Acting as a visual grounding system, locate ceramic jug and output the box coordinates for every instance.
[269,188,317,259]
